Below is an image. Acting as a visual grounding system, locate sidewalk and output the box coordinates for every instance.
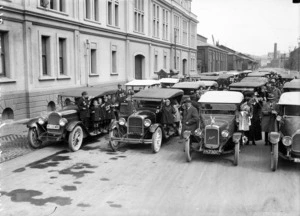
[0,118,33,163]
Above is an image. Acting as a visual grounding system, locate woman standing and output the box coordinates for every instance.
[249,92,263,145]
[161,99,176,136]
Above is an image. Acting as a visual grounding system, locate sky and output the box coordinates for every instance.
[191,0,300,56]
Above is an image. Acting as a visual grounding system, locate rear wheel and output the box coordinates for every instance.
[109,128,119,152]
[185,137,192,162]
[68,126,83,152]
[271,143,278,171]
[151,127,162,153]
[28,128,42,149]
[233,142,240,166]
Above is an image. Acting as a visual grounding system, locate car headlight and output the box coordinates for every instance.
[183,131,191,139]
[276,116,282,121]
[221,130,229,138]
[59,118,68,127]
[282,136,292,146]
[144,119,151,127]
[194,128,203,137]
[38,117,47,125]
[119,118,126,126]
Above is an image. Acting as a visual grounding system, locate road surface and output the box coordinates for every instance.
[1,135,300,216]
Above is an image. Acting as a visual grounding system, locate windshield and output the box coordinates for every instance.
[136,100,162,109]
[200,103,237,115]
[284,105,300,116]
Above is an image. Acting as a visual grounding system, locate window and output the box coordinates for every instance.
[174,15,180,44]
[42,0,66,12]
[154,54,158,71]
[190,23,196,48]
[152,4,160,38]
[134,0,144,33]
[90,49,97,74]
[58,38,66,75]
[85,0,100,21]
[163,54,167,69]
[162,9,169,40]
[41,36,50,76]
[191,53,196,73]
[182,20,188,45]
[111,45,117,74]
[0,32,7,77]
[107,0,119,26]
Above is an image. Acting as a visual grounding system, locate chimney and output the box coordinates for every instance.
[274,43,277,59]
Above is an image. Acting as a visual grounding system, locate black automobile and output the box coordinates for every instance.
[109,88,183,153]
[27,86,116,151]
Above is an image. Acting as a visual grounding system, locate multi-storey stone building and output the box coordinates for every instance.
[0,0,198,120]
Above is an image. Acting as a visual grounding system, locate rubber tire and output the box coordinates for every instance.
[68,126,83,152]
[151,127,162,153]
[185,137,192,162]
[28,128,42,149]
[233,142,240,166]
[178,121,182,136]
[271,143,278,171]
[109,128,119,152]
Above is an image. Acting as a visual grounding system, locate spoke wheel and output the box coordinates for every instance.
[109,128,119,152]
[68,126,83,152]
[178,122,182,136]
[233,141,240,166]
[28,128,42,149]
[151,127,162,153]
[271,143,278,171]
[185,137,192,162]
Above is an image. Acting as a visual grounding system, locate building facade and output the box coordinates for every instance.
[0,0,198,120]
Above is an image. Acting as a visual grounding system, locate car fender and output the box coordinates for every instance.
[182,130,192,139]
[66,121,89,138]
[269,132,280,145]
[109,119,119,131]
[27,118,40,128]
[232,132,242,144]
[149,124,160,133]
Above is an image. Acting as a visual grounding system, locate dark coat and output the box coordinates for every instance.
[90,106,100,122]
[182,106,199,132]
[161,105,176,124]
[104,101,115,119]
[250,101,262,140]
[116,89,127,103]
[78,97,90,119]
[99,104,106,120]
[261,101,278,132]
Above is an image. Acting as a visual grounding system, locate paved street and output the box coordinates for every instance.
[1,134,300,216]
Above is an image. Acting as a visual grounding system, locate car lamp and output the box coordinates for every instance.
[276,116,282,122]
[183,131,191,139]
[282,136,292,146]
[194,128,203,137]
[59,118,68,127]
[144,119,151,127]
[119,118,126,126]
[221,130,229,138]
[38,117,47,125]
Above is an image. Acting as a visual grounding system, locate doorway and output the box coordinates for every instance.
[135,55,144,80]
[182,59,187,75]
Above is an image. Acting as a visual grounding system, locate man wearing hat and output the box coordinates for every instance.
[261,93,279,145]
[182,99,201,135]
[267,79,281,102]
[78,91,91,128]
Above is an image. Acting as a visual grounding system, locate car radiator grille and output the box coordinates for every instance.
[205,127,219,145]
[128,117,143,134]
[292,134,300,152]
[48,112,61,125]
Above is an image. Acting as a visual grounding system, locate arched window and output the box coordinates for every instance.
[47,101,56,111]
[2,108,14,120]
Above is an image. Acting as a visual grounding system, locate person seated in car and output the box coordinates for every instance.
[65,98,72,106]
[161,99,176,136]
[77,91,91,129]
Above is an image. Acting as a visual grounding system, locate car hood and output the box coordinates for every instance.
[203,114,235,130]
[130,110,156,119]
[281,116,300,137]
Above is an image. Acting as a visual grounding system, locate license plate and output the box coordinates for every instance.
[47,124,60,129]
[203,149,219,155]
[294,158,300,163]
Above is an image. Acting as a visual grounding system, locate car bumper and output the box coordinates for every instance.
[279,152,300,162]
[110,136,152,144]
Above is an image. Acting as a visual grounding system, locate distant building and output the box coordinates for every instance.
[0,0,198,120]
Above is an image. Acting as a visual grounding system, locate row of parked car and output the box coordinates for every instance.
[27,69,300,171]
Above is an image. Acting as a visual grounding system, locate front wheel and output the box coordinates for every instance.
[271,143,278,171]
[185,137,192,162]
[151,127,162,153]
[68,126,83,152]
[28,128,42,149]
[233,142,240,166]
[109,128,119,152]
[178,122,182,136]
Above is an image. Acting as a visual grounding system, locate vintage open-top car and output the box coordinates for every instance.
[240,76,269,84]
[158,78,179,88]
[172,81,205,100]
[282,79,300,92]
[183,91,244,165]
[229,81,266,92]
[269,92,300,171]
[125,79,160,93]
[109,88,183,153]
[27,86,116,151]
[248,71,271,78]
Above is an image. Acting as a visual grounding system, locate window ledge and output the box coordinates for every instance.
[57,76,71,80]
[89,74,99,77]
[37,6,69,16]
[39,77,56,81]
[107,24,120,29]
[110,73,118,76]
[133,31,145,35]
[0,78,16,83]
[84,18,101,25]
